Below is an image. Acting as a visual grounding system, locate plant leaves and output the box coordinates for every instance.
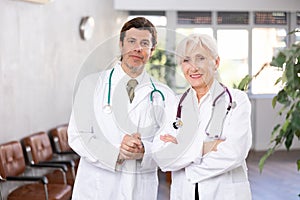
[259,148,275,173]
[276,89,290,106]
[285,60,298,89]
[237,75,252,91]
[270,52,286,68]
[295,129,300,139]
[274,77,282,86]
[291,110,300,130]
[284,129,293,150]
[272,96,277,108]
[234,30,300,173]
[271,124,281,138]
[282,120,290,132]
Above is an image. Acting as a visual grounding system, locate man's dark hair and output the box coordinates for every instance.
[120,17,157,49]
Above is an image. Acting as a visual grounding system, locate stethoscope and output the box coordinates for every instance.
[173,84,236,139]
[102,68,165,114]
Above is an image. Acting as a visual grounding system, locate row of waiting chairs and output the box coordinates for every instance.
[0,124,80,200]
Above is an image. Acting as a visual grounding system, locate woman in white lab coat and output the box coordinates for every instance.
[68,17,176,200]
[152,34,252,200]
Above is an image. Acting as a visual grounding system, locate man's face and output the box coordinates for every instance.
[120,28,154,77]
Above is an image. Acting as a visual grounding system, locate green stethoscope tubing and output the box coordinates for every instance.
[150,78,165,102]
[107,68,115,106]
[106,68,165,107]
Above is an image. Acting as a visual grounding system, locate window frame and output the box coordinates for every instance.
[128,11,299,96]
[172,11,297,96]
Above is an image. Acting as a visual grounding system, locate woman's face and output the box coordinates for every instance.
[181,44,219,91]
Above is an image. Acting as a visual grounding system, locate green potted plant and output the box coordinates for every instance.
[236,30,300,174]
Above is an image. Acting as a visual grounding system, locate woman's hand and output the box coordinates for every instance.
[203,139,224,155]
[160,134,178,144]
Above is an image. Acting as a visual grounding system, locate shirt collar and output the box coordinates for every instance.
[115,61,146,84]
[190,79,218,105]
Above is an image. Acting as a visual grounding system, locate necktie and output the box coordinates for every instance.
[127,79,138,103]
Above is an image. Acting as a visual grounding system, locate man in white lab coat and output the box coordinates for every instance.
[68,17,176,200]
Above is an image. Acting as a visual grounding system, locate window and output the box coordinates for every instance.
[127,10,297,95]
[217,29,249,88]
[177,11,212,25]
[217,12,249,25]
[255,12,287,25]
[249,12,289,94]
[128,11,167,26]
[175,28,213,43]
[251,28,286,94]
[174,11,296,95]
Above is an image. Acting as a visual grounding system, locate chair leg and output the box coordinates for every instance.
[43,184,49,200]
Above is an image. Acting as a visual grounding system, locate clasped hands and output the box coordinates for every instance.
[118,133,145,163]
[160,134,224,155]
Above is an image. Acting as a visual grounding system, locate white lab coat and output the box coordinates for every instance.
[153,80,252,200]
[68,61,177,200]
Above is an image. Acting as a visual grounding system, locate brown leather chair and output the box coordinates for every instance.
[48,124,80,171]
[21,132,76,186]
[0,141,72,200]
[49,124,73,153]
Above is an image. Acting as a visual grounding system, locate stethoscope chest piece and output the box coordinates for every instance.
[103,104,112,114]
[173,118,183,129]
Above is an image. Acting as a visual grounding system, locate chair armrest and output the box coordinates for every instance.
[41,160,76,181]
[55,151,77,155]
[6,176,48,184]
[29,163,68,185]
[42,160,75,168]
[30,163,68,172]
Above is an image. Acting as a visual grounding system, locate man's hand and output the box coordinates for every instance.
[119,133,144,160]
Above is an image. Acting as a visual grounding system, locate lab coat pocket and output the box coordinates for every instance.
[221,181,251,200]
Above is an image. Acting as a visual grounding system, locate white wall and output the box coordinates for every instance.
[0,0,127,144]
[251,97,300,151]
[114,0,300,11]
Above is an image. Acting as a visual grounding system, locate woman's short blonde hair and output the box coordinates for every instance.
[176,34,218,65]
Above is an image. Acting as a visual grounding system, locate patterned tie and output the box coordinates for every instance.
[126,79,138,103]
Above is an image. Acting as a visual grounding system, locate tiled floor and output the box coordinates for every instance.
[247,150,300,200]
[157,150,300,200]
